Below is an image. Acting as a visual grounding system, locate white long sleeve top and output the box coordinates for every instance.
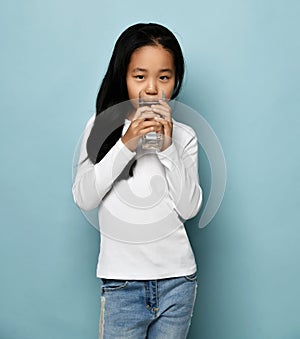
[72,114,202,280]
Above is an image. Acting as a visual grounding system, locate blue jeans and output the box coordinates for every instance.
[98,273,197,339]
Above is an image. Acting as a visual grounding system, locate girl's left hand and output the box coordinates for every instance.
[152,100,173,151]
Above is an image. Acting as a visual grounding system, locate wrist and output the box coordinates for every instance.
[121,135,137,152]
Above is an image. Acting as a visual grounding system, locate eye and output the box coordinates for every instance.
[135,75,144,80]
[160,75,170,81]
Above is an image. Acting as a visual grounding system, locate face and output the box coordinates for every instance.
[126,44,176,106]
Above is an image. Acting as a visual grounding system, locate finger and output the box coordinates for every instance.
[154,116,172,126]
[141,112,162,120]
[158,100,172,112]
[134,119,160,131]
[151,104,171,120]
[154,117,172,134]
[139,125,161,136]
[135,116,161,125]
[152,101,170,111]
[132,106,154,120]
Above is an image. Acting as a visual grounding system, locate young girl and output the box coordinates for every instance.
[72,23,202,339]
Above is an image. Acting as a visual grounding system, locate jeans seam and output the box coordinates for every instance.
[98,296,105,339]
[156,280,159,313]
[144,281,149,310]
[183,272,197,282]
[102,280,128,292]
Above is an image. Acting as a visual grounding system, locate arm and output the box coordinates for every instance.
[157,133,202,220]
[72,117,136,211]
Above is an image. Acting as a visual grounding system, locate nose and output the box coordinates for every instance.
[145,79,158,95]
[145,87,158,95]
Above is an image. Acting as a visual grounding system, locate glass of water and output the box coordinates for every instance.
[139,89,165,151]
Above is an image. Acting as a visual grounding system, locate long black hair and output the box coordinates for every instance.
[86,23,185,169]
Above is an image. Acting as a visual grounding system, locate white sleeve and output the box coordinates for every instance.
[157,135,202,220]
[72,118,136,211]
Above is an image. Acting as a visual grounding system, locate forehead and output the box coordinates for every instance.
[128,45,174,71]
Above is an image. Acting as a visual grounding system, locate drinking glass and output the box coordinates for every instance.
[139,89,165,151]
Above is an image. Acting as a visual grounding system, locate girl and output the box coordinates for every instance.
[72,23,202,339]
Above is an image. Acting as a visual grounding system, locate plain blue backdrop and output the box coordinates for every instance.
[1,0,300,338]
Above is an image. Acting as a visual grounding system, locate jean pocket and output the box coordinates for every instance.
[183,272,197,282]
[101,279,128,292]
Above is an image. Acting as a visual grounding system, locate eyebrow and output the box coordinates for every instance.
[131,68,174,73]
[132,68,147,72]
[160,68,174,73]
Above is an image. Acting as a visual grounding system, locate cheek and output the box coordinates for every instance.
[126,80,138,99]
[165,82,176,99]
[128,88,139,101]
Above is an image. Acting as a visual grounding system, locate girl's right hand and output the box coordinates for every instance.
[121,107,162,151]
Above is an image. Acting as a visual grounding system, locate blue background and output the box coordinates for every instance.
[1,0,300,338]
